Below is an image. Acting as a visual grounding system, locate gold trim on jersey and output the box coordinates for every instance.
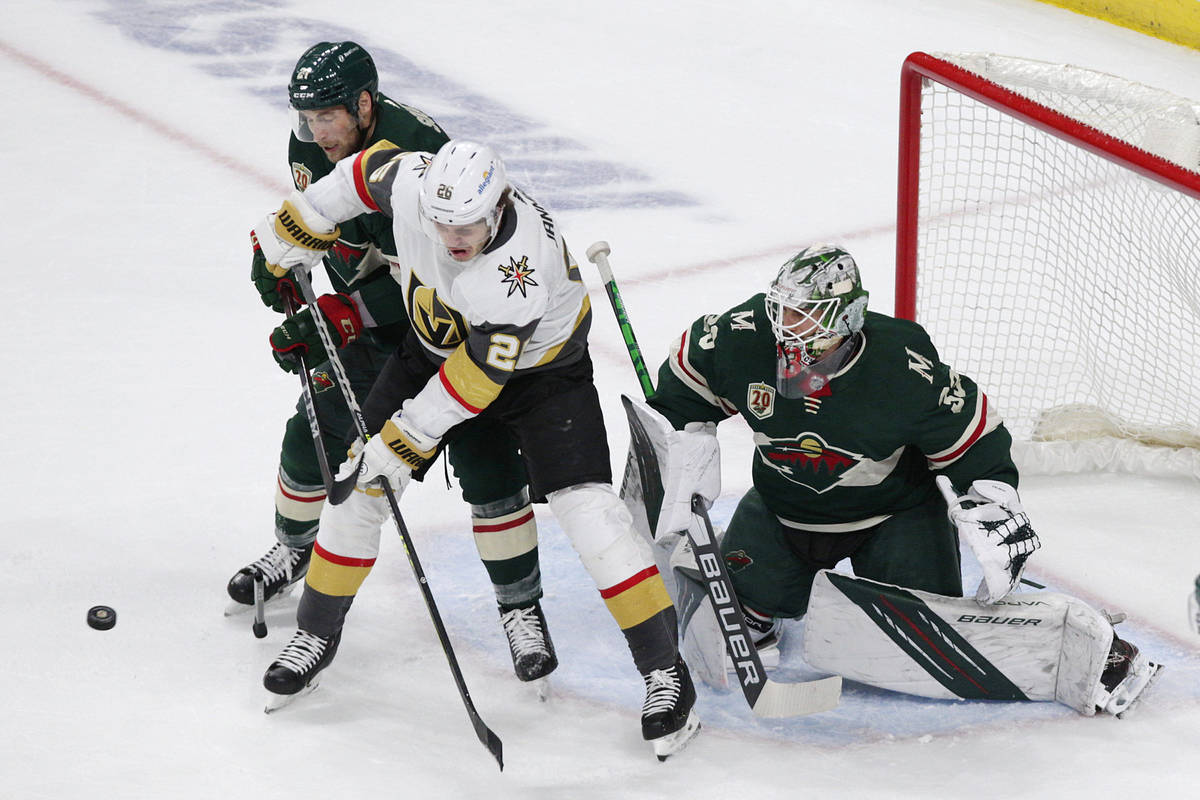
[442,346,505,412]
[532,294,592,367]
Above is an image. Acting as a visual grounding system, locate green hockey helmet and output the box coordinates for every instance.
[288,41,378,139]
[765,244,869,364]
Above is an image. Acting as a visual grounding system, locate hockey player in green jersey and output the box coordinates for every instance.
[227,42,558,686]
[637,243,1160,717]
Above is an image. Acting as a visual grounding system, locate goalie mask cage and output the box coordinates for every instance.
[895,52,1200,479]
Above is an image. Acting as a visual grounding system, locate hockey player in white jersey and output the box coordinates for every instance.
[250,138,699,759]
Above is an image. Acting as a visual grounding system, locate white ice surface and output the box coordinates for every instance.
[3,1,1199,797]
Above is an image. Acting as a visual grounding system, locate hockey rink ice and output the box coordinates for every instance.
[4,0,1199,796]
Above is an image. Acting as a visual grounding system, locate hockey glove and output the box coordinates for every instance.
[936,475,1041,604]
[354,415,440,493]
[250,230,299,313]
[269,293,363,373]
[251,189,341,278]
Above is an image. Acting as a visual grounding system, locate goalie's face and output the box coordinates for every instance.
[774,301,844,363]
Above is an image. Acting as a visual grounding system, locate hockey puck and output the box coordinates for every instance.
[87,605,117,631]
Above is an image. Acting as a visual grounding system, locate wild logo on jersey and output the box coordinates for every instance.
[755,432,861,493]
[498,255,538,298]
[407,274,467,350]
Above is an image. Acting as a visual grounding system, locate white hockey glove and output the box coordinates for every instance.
[252,189,341,278]
[936,475,1041,604]
[350,415,439,494]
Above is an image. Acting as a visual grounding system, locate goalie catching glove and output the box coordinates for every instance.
[936,476,1040,604]
[251,189,341,278]
[269,293,363,373]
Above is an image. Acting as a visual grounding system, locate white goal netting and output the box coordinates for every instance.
[906,53,1200,479]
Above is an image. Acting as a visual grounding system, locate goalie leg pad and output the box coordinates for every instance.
[803,570,1112,714]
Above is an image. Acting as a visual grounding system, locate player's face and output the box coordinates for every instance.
[434,218,493,262]
[299,106,362,163]
[781,304,825,339]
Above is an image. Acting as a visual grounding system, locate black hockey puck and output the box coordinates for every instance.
[87,605,117,630]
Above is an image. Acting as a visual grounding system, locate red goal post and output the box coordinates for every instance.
[894,52,1200,478]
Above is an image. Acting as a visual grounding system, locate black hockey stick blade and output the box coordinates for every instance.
[689,497,842,718]
[327,457,363,505]
[472,713,504,770]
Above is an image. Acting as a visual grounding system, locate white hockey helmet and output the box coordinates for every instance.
[765,244,869,362]
[418,139,508,246]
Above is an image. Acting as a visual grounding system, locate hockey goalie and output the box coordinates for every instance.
[623,243,1162,718]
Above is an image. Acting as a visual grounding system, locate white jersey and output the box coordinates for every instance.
[302,141,593,440]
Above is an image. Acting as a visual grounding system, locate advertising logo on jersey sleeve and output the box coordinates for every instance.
[754,431,861,493]
[407,273,467,350]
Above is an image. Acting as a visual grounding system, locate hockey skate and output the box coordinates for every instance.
[225,542,311,616]
[1092,632,1162,718]
[263,628,341,713]
[499,602,558,694]
[641,655,701,761]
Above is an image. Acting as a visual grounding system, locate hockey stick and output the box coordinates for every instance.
[244,289,339,639]
[282,287,336,492]
[586,241,842,719]
[289,267,504,770]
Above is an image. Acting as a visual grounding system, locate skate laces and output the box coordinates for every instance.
[274,630,329,673]
[501,606,549,657]
[251,543,303,585]
[642,664,683,716]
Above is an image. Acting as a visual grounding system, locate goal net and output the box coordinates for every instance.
[896,52,1200,479]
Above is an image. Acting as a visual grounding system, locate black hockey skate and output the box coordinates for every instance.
[1093,633,1162,717]
[263,628,341,712]
[499,602,558,683]
[225,542,311,611]
[641,655,701,761]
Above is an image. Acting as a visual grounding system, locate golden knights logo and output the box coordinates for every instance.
[747,382,775,420]
[755,431,861,493]
[407,273,467,350]
[498,255,538,298]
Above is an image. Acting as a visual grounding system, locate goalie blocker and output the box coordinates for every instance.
[803,570,1161,716]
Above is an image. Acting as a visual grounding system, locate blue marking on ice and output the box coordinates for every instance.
[89,0,696,212]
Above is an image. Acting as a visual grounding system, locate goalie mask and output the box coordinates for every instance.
[765,244,869,398]
[418,140,508,260]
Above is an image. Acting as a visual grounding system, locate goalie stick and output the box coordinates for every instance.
[586,241,842,719]
[289,267,504,770]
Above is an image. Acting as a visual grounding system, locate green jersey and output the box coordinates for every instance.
[649,296,1017,532]
[287,93,448,346]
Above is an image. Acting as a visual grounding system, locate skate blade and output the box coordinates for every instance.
[653,711,701,762]
[224,583,296,617]
[1113,661,1164,719]
[264,677,320,714]
[532,677,551,702]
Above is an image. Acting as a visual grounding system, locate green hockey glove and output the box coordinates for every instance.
[269,293,363,373]
[250,230,298,313]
